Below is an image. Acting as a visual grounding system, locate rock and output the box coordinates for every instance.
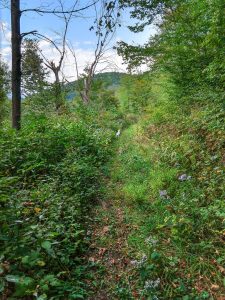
[159,190,169,199]
[178,174,192,181]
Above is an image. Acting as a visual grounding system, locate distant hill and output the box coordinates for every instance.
[92,72,127,87]
[66,72,126,100]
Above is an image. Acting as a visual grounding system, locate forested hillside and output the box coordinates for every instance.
[0,0,224,299]
[66,72,126,100]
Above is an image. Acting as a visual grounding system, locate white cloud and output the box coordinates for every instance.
[0,21,11,66]
[0,22,128,82]
[0,21,11,46]
[1,46,11,58]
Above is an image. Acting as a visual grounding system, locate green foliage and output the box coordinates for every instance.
[0,116,113,299]
[89,80,119,110]
[20,39,62,115]
[70,83,125,135]
[21,39,49,96]
[119,73,152,113]
[119,0,173,32]
[66,72,126,101]
[119,0,225,93]
[0,59,10,124]
[108,71,225,299]
[92,72,126,88]
[23,86,66,116]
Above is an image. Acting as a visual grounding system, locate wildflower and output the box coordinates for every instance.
[38,214,44,220]
[140,254,147,264]
[131,254,147,268]
[144,278,160,290]
[130,260,138,267]
[145,236,158,246]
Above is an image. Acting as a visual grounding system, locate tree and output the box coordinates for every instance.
[0,58,10,124]
[10,0,100,129]
[21,39,48,97]
[11,0,21,130]
[118,0,225,94]
[32,1,75,112]
[69,0,120,104]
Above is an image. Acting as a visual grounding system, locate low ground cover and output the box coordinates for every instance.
[87,72,225,299]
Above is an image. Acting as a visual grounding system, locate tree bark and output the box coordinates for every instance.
[11,0,21,130]
[53,69,63,111]
[82,78,89,104]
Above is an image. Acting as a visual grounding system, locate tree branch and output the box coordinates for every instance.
[21,0,99,15]
[21,30,38,38]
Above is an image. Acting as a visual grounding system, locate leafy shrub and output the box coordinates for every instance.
[0,116,112,299]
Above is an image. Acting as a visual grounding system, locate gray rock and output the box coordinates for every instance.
[159,190,168,198]
[178,174,192,181]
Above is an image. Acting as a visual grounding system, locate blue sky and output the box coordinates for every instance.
[1,0,156,79]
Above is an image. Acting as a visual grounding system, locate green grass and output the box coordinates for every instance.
[106,72,225,299]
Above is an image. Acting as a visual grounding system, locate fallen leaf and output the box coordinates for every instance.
[98,248,107,256]
[88,257,95,262]
[22,202,34,207]
[132,290,139,298]
[102,226,109,235]
[34,207,41,214]
[218,265,225,274]
[109,258,115,265]
[211,284,220,291]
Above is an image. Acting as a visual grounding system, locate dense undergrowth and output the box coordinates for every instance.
[1,0,224,298]
[0,114,114,299]
[0,71,224,299]
[90,72,225,299]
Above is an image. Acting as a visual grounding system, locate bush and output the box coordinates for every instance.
[0,116,112,299]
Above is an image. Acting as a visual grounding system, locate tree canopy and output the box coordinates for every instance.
[118,0,225,92]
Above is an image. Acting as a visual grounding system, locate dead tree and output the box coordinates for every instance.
[33,2,75,112]
[10,0,99,129]
[68,0,120,104]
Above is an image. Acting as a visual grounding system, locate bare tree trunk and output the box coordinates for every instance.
[81,78,90,104]
[69,0,120,105]
[11,0,21,130]
[54,70,63,111]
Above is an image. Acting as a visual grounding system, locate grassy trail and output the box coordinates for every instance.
[87,121,160,299]
[86,127,140,299]
[86,76,225,299]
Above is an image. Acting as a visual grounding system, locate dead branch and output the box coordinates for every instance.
[21,0,99,15]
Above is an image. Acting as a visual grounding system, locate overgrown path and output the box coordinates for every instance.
[87,198,132,299]
[85,124,140,299]
[86,93,225,299]
[86,120,161,299]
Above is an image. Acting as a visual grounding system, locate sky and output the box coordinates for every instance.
[0,0,157,81]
